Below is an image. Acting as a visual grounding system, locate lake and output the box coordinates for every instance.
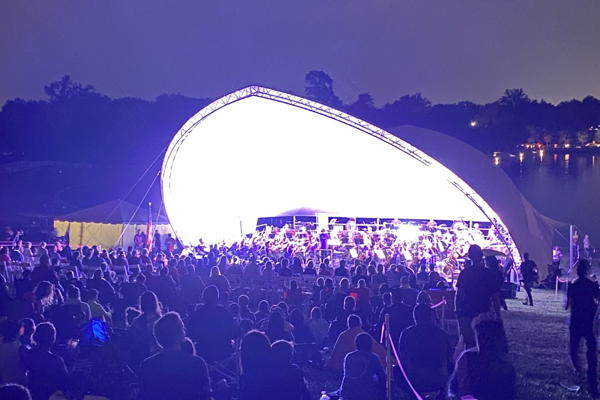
[498,150,600,247]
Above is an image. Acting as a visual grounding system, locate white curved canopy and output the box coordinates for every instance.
[162,86,518,261]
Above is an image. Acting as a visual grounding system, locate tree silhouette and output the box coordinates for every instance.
[44,75,96,101]
[304,70,343,108]
[498,88,531,108]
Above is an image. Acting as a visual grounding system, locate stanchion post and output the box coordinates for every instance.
[555,276,559,299]
[569,225,574,272]
[385,313,392,400]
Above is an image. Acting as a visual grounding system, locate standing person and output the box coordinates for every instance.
[134,229,145,250]
[520,253,538,306]
[584,234,592,260]
[566,259,600,398]
[455,245,501,348]
[164,233,177,254]
[153,230,161,253]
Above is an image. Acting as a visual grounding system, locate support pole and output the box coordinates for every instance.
[385,313,392,400]
[569,225,574,272]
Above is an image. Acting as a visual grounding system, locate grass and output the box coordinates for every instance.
[505,288,592,400]
[303,287,597,399]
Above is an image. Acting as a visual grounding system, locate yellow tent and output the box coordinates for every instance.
[54,200,173,249]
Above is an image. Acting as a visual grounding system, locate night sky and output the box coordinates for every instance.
[2,1,599,106]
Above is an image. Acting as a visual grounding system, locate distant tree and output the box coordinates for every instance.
[304,71,343,108]
[577,131,590,146]
[526,126,541,143]
[498,88,531,108]
[381,93,431,127]
[542,133,553,146]
[558,130,571,145]
[347,93,378,122]
[44,75,96,101]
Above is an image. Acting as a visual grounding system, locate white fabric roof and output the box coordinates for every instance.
[162,86,533,264]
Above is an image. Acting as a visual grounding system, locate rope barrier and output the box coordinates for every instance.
[381,314,425,400]
[431,298,447,309]
[387,330,425,400]
[555,276,570,298]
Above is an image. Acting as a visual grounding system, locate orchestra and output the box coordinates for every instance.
[207,219,513,279]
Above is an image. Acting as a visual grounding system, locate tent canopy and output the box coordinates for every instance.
[274,207,334,217]
[54,200,172,248]
[55,200,169,225]
[390,125,567,267]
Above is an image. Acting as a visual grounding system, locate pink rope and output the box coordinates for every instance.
[430,298,447,309]
[556,277,570,283]
[387,331,425,400]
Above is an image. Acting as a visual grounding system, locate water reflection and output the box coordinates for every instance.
[493,150,600,244]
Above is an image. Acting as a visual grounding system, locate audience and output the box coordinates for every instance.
[0,236,545,400]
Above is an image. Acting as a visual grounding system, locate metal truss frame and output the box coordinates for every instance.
[162,86,521,264]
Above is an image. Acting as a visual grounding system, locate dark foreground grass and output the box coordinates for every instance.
[505,289,592,400]
[304,288,595,399]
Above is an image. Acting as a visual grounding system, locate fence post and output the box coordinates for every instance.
[385,313,392,400]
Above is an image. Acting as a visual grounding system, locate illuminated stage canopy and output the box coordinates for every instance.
[162,86,521,262]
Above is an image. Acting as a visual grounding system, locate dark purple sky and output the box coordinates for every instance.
[2,1,599,106]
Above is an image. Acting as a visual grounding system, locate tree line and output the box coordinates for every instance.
[0,72,598,218]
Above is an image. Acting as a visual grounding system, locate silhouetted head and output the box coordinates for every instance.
[139,291,161,316]
[240,330,271,373]
[154,312,185,349]
[271,340,294,365]
[413,304,432,325]
[0,384,31,400]
[203,285,219,305]
[576,258,591,278]
[355,332,372,351]
[33,322,56,349]
[347,314,362,328]
[468,245,483,264]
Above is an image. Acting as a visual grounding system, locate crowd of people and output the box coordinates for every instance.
[0,229,595,400]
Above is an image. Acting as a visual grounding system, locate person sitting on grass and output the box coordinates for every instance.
[271,340,310,400]
[398,304,453,395]
[339,332,386,400]
[24,322,69,400]
[326,314,385,372]
[450,314,515,400]
[139,312,211,400]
